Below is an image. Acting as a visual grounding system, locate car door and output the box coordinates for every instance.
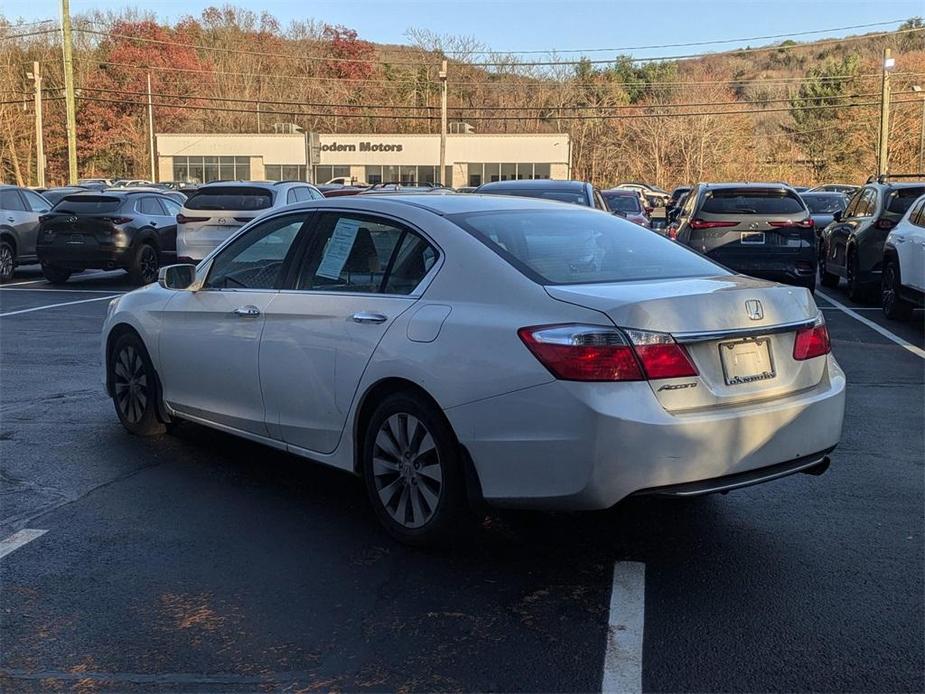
[902,200,925,291]
[829,188,872,274]
[0,189,32,258]
[157,212,311,436]
[154,197,181,261]
[19,189,51,258]
[259,210,440,454]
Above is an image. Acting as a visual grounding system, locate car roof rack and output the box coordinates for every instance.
[867,173,925,184]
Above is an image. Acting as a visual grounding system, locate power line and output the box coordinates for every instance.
[441,19,915,55]
[0,28,59,40]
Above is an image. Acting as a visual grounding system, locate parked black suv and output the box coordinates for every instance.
[36,190,182,285]
[819,175,925,301]
[674,183,816,292]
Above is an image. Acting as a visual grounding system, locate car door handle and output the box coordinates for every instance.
[150,220,158,226]
[6,217,13,222]
[893,236,905,243]
[233,305,261,317]
[351,311,388,324]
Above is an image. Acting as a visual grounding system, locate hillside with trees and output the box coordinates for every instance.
[1,10,923,187]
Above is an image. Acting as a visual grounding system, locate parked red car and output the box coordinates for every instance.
[601,189,651,227]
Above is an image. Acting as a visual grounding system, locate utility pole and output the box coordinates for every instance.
[146,73,156,182]
[60,0,78,184]
[256,101,261,134]
[27,62,46,188]
[914,86,925,173]
[439,60,447,186]
[877,48,894,178]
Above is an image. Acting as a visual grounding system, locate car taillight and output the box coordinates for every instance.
[792,316,831,361]
[234,216,254,223]
[768,219,814,228]
[689,219,738,229]
[518,324,697,382]
[176,214,208,224]
[667,225,679,240]
[39,214,51,224]
[875,218,896,230]
[106,216,133,225]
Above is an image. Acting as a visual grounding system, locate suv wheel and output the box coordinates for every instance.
[0,241,14,283]
[128,243,159,286]
[41,263,71,284]
[846,251,871,303]
[819,246,839,288]
[881,259,914,320]
[362,392,470,546]
[109,332,166,436]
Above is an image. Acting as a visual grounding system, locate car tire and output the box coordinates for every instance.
[0,240,15,283]
[819,247,839,288]
[127,242,159,286]
[846,250,871,303]
[109,332,166,436]
[41,263,71,284]
[362,392,470,546]
[881,259,914,321]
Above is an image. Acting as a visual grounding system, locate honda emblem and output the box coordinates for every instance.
[745,299,763,321]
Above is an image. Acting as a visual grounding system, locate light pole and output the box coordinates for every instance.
[913,85,924,173]
[439,60,447,186]
[26,62,45,187]
[877,48,895,177]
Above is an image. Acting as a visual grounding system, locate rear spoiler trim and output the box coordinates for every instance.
[672,317,816,344]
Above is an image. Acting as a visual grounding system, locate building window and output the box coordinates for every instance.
[363,165,449,186]
[464,163,552,185]
[311,165,350,184]
[533,163,551,179]
[172,156,250,183]
[267,164,308,181]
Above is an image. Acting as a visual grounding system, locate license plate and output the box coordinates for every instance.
[740,232,765,245]
[719,338,776,385]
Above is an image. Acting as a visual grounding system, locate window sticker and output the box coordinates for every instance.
[316,218,361,279]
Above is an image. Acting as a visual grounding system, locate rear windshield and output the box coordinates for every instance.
[451,208,726,285]
[185,187,273,211]
[602,194,642,213]
[481,188,589,206]
[887,186,925,214]
[52,195,122,213]
[701,189,805,215]
[802,194,846,214]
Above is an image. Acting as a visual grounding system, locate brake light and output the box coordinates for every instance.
[106,216,133,225]
[689,219,738,229]
[517,325,698,382]
[234,216,254,223]
[875,218,896,230]
[768,219,814,228]
[667,225,679,240]
[792,316,831,360]
[176,214,208,224]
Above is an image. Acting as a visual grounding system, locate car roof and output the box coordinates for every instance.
[601,188,638,196]
[476,179,588,190]
[699,182,797,191]
[799,191,846,196]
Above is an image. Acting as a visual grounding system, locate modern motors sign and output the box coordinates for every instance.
[321,141,403,152]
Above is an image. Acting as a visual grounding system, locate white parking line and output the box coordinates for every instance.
[2,271,121,287]
[818,290,925,360]
[601,561,645,694]
[0,294,120,317]
[0,529,47,560]
[0,287,126,294]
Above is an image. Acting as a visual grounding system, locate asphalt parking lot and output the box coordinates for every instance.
[1,266,922,693]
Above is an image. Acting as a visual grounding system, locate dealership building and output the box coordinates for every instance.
[155,132,570,187]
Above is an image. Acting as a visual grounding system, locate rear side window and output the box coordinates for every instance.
[0,190,26,211]
[452,208,726,285]
[138,197,166,215]
[700,189,805,215]
[186,187,273,211]
[52,196,122,213]
[886,187,925,215]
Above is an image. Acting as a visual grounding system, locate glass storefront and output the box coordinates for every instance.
[311,165,351,183]
[172,156,250,184]
[266,164,309,181]
[364,165,453,186]
[467,162,551,187]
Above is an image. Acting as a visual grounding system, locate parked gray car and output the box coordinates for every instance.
[0,185,52,282]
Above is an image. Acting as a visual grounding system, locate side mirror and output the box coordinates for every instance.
[832,210,843,222]
[158,264,197,290]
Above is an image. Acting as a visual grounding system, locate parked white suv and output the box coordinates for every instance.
[176,181,323,262]
[881,193,925,320]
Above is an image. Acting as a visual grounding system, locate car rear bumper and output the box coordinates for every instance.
[177,225,242,261]
[445,355,846,509]
[709,253,817,286]
[36,239,131,269]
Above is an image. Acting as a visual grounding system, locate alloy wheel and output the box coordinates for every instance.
[113,345,148,424]
[372,413,443,529]
[881,264,897,313]
[0,244,13,281]
[139,246,158,284]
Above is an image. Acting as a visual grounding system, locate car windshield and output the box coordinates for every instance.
[701,189,805,214]
[802,194,846,214]
[451,208,726,285]
[887,186,925,214]
[481,188,589,205]
[603,194,642,213]
[185,186,273,211]
[52,195,123,213]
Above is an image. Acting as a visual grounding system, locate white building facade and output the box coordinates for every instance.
[155,132,570,187]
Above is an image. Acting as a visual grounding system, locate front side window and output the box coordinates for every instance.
[205,214,308,290]
[452,208,727,285]
[856,189,877,217]
[296,213,435,295]
[22,189,50,212]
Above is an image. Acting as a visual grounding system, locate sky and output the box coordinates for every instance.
[5,0,923,59]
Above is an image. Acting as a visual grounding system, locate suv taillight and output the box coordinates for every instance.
[768,218,814,228]
[517,324,697,382]
[793,316,831,361]
[689,219,737,229]
[176,214,208,224]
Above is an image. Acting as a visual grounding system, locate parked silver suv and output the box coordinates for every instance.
[176,181,324,262]
[0,185,52,282]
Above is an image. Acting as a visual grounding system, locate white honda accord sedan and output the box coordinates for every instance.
[102,194,846,544]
